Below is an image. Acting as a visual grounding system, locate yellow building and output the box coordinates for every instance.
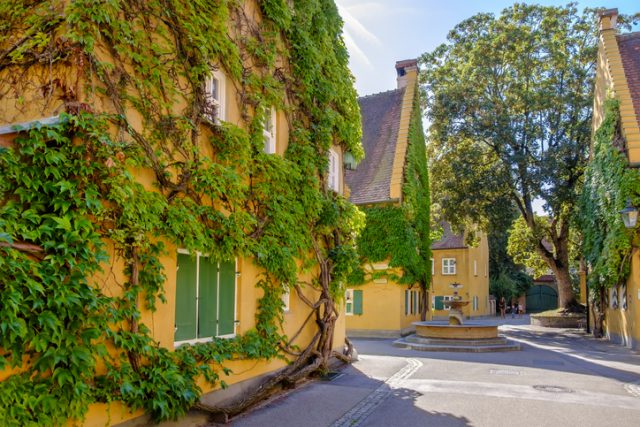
[591,9,640,350]
[344,59,428,338]
[430,223,491,319]
[0,1,359,425]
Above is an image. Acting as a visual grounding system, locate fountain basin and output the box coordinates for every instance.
[414,321,498,340]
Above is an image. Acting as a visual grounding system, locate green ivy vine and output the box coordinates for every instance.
[579,99,640,291]
[0,0,362,425]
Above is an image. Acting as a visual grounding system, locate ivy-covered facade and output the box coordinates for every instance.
[344,60,432,337]
[0,1,364,425]
[579,9,640,349]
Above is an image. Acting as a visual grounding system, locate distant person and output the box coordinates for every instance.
[511,303,516,319]
[499,297,506,318]
[518,303,523,318]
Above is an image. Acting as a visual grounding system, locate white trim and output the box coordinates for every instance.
[206,69,226,122]
[345,288,354,315]
[328,148,340,192]
[442,258,456,275]
[263,107,276,154]
[473,260,477,276]
[431,258,435,275]
[0,116,62,135]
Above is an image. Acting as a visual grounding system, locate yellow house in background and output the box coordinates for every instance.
[344,59,425,338]
[0,1,356,425]
[592,9,640,350]
[430,223,491,319]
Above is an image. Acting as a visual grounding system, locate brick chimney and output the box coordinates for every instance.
[395,59,418,89]
[598,8,618,31]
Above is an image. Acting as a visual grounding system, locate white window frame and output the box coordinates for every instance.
[473,260,477,276]
[345,288,354,315]
[263,107,277,154]
[431,258,435,275]
[327,148,340,192]
[174,249,238,347]
[206,69,226,123]
[443,295,453,310]
[473,295,478,311]
[442,258,456,275]
[282,284,290,313]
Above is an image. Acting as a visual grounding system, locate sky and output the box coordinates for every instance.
[336,0,640,96]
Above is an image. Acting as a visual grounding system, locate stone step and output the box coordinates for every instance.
[402,336,509,346]
[393,337,521,353]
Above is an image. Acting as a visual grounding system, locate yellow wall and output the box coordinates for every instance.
[0,2,348,425]
[345,279,421,337]
[431,232,490,318]
[603,249,640,350]
[592,11,640,350]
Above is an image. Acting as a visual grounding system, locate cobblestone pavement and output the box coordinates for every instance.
[225,317,640,427]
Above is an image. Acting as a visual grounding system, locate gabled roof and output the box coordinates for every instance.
[618,31,640,130]
[345,88,405,205]
[431,222,466,250]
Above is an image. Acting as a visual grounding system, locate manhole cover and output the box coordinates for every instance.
[533,385,574,393]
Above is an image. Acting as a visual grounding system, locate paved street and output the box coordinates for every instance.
[229,316,640,427]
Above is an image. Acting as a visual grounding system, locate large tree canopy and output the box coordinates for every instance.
[421,3,597,309]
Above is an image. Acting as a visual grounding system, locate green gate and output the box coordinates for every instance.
[526,285,558,313]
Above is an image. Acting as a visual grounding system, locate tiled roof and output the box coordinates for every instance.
[618,31,640,129]
[431,222,466,250]
[345,88,405,205]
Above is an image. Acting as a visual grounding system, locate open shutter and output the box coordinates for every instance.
[217,260,236,336]
[404,290,409,315]
[197,256,218,339]
[175,254,197,342]
[353,290,363,315]
[434,296,444,310]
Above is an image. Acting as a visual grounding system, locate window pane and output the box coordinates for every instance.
[175,254,198,342]
[211,78,219,100]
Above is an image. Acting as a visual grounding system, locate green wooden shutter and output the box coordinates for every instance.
[404,290,409,315]
[217,260,236,336]
[198,256,218,339]
[434,296,444,310]
[353,290,363,315]
[175,254,197,342]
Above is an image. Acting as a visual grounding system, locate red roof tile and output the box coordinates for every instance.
[431,222,466,250]
[618,31,640,129]
[345,88,405,205]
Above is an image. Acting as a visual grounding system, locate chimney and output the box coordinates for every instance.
[598,8,618,31]
[395,59,418,89]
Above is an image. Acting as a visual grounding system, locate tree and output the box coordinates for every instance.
[421,3,597,310]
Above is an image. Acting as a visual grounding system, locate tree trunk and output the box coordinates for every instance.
[552,264,577,310]
[420,283,428,321]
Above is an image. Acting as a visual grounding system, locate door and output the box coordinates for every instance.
[526,285,558,313]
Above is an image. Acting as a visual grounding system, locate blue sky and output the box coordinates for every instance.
[336,0,640,96]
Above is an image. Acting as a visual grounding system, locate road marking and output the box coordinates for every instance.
[330,357,422,427]
[624,382,640,398]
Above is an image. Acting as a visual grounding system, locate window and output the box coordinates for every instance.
[433,295,452,310]
[473,260,477,276]
[174,252,236,345]
[442,258,456,275]
[405,289,420,315]
[327,148,340,192]
[282,284,290,313]
[263,107,276,154]
[431,258,435,275]
[473,295,478,311]
[206,69,226,122]
[345,288,363,315]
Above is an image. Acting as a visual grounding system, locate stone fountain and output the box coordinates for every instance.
[394,283,520,352]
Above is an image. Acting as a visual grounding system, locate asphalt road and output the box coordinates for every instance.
[230,316,640,427]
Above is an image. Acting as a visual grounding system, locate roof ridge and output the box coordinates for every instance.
[617,30,640,39]
[358,87,403,100]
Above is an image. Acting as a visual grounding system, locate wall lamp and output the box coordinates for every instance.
[619,198,639,229]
